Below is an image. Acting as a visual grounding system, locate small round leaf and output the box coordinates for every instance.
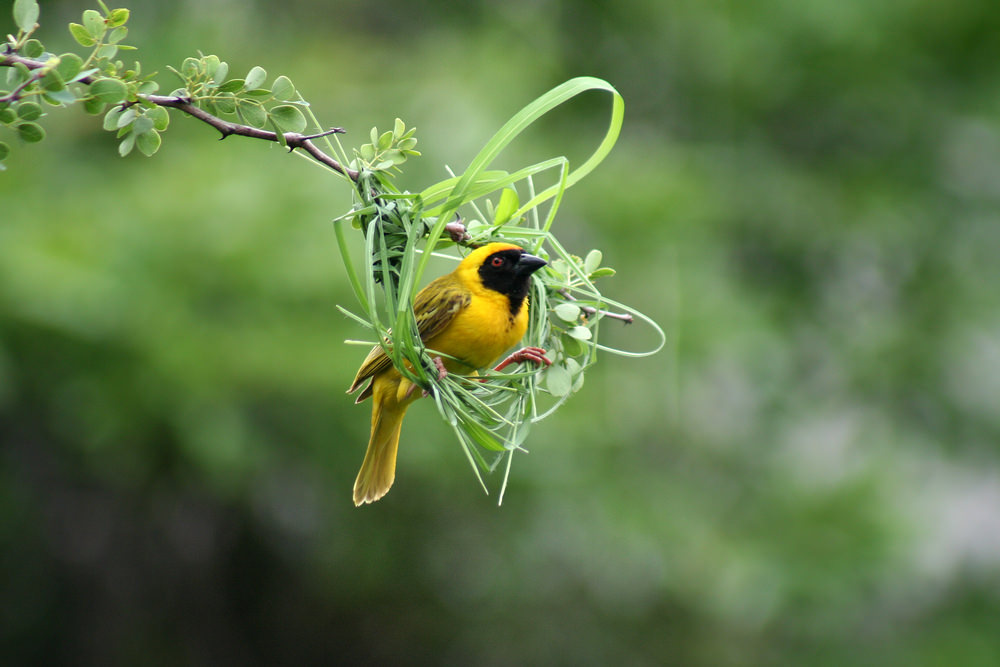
[55,53,84,82]
[136,129,161,157]
[22,39,44,58]
[270,105,306,133]
[69,23,95,46]
[40,70,66,92]
[238,101,266,128]
[553,303,581,322]
[584,249,603,274]
[13,0,39,31]
[82,9,105,39]
[107,8,130,27]
[83,96,106,115]
[16,102,42,121]
[118,132,135,156]
[561,333,585,358]
[17,122,46,143]
[244,66,267,90]
[271,75,295,100]
[91,77,128,104]
[145,105,169,131]
[544,364,573,397]
[0,142,9,160]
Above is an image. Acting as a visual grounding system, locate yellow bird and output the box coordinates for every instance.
[348,242,551,505]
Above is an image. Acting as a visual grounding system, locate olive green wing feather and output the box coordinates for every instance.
[347,276,471,400]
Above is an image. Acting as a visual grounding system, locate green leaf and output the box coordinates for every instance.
[43,88,78,106]
[393,117,405,137]
[181,57,200,78]
[17,122,45,143]
[0,142,9,161]
[561,333,585,357]
[131,115,153,135]
[54,53,84,82]
[244,66,267,90]
[270,104,306,132]
[95,44,118,60]
[589,267,616,278]
[238,101,266,127]
[0,108,17,124]
[107,26,127,44]
[544,364,573,397]
[493,187,519,225]
[115,107,136,129]
[271,75,294,100]
[217,79,244,93]
[103,106,123,130]
[584,249,603,274]
[568,325,593,341]
[377,130,393,150]
[22,38,43,58]
[69,23,95,46]
[82,9,105,39]
[214,93,236,114]
[90,77,127,104]
[202,54,221,79]
[553,303,581,322]
[135,129,161,156]
[13,0,39,31]
[40,69,65,92]
[212,62,230,85]
[118,131,135,156]
[549,258,569,279]
[16,102,42,121]
[83,96,106,115]
[146,105,169,131]
[107,8,129,27]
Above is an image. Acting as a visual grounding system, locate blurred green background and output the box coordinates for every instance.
[4,0,1000,664]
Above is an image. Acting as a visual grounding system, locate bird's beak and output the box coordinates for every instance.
[516,253,547,276]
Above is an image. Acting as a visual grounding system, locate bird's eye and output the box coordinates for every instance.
[491,256,505,268]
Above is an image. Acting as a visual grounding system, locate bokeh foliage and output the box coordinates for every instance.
[3,0,1000,665]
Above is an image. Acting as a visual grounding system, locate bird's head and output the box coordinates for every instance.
[459,242,547,309]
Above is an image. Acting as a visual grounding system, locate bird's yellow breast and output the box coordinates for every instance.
[425,286,527,372]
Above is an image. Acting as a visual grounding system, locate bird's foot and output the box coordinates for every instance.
[493,346,553,373]
[404,356,449,400]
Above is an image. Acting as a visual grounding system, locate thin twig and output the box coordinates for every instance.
[0,66,42,104]
[1,52,359,180]
[558,289,633,324]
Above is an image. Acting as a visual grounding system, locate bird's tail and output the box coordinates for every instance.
[353,401,408,506]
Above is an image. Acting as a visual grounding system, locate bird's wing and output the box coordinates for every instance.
[347,277,471,398]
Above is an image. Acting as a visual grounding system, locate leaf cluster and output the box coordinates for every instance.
[2,1,312,164]
[1,0,154,165]
[352,117,420,172]
[166,57,308,138]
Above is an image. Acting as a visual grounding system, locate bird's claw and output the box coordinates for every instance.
[403,357,450,400]
[494,346,553,373]
[420,356,449,397]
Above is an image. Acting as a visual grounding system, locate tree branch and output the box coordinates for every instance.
[1,52,359,180]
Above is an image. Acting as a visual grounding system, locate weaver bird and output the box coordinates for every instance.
[348,242,551,505]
